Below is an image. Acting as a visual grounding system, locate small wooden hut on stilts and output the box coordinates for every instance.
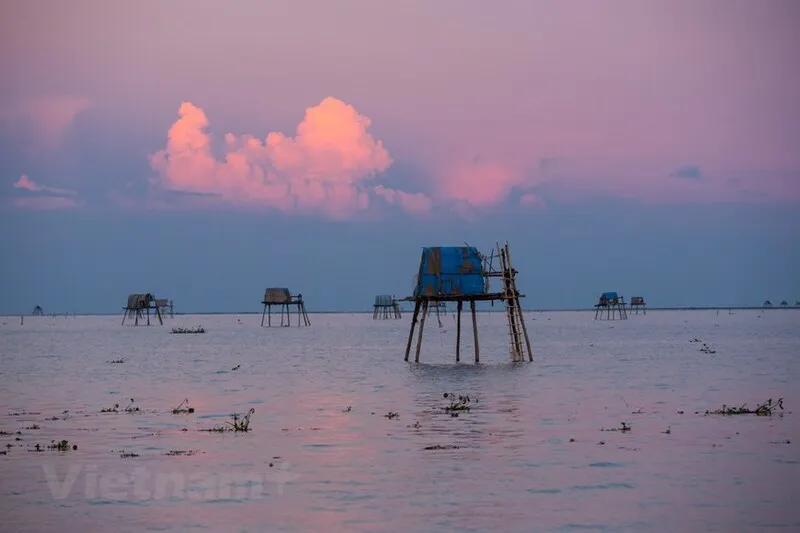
[122,293,163,325]
[629,296,647,315]
[32,305,44,316]
[261,288,310,327]
[402,241,533,363]
[373,295,402,319]
[594,292,627,320]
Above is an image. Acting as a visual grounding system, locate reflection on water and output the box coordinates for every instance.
[0,310,799,532]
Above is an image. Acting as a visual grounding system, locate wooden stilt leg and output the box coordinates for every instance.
[456,301,463,362]
[516,297,533,361]
[470,300,479,363]
[415,301,429,363]
[404,301,421,362]
[261,304,267,327]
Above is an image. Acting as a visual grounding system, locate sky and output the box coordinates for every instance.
[1,0,798,314]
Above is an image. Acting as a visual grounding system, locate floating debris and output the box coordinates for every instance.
[602,422,632,432]
[165,449,200,456]
[384,412,399,420]
[706,398,783,416]
[231,364,241,371]
[200,409,255,432]
[107,358,124,364]
[423,444,460,450]
[442,393,476,417]
[171,326,205,334]
[171,399,195,414]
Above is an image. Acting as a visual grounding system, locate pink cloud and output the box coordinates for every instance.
[10,174,81,210]
[519,193,545,209]
[1,95,91,149]
[13,174,77,197]
[149,97,429,219]
[432,157,529,209]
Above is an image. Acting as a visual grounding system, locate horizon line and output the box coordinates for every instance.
[4,305,798,317]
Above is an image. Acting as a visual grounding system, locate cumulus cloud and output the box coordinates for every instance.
[1,95,91,149]
[433,157,528,209]
[149,97,431,219]
[11,174,80,209]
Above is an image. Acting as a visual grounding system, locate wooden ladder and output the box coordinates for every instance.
[498,242,529,362]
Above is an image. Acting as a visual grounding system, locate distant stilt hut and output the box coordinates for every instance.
[261,288,310,327]
[122,293,163,326]
[401,241,532,363]
[594,292,627,320]
[629,296,647,315]
[156,298,174,318]
[763,299,773,308]
[32,305,44,316]
[779,300,788,307]
[373,295,402,319]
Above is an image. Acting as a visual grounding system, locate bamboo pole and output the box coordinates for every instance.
[456,300,463,362]
[415,301,429,363]
[470,300,479,363]
[404,300,421,361]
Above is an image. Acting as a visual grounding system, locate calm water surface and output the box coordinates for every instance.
[1,310,798,533]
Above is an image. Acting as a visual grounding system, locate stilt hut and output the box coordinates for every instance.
[373,295,402,319]
[32,305,44,316]
[401,241,532,363]
[629,296,646,315]
[594,292,627,320]
[122,293,163,326]
[779,300,788,307]
[763,299,773,308]
[261,288,310,327]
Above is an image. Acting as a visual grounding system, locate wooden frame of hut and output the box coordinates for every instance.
[629,296,646,315]
[122,293,163,326]
[261,288,310,327]
[156,298,174,318]
[401,241,532,364]
[594,292,627,320]
[32,305,44,316]
[373,295,402,319]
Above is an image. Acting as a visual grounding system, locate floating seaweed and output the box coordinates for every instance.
[199,409,255,432]
[384,412,399,420]
[706,398,784,416]
[165,449,200,456]
[107,358,124,364]
[171,399,195,414]
[171,326,206,334]
[602,422,632,432]
[442,392,476,417]
[424,444,460,450]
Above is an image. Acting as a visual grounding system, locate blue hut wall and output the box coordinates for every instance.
[413,246,486,298]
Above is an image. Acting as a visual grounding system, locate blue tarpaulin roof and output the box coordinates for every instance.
[413,246,486,298]
[601,292,618,300]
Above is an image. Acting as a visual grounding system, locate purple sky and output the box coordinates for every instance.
[1,0,798,312]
